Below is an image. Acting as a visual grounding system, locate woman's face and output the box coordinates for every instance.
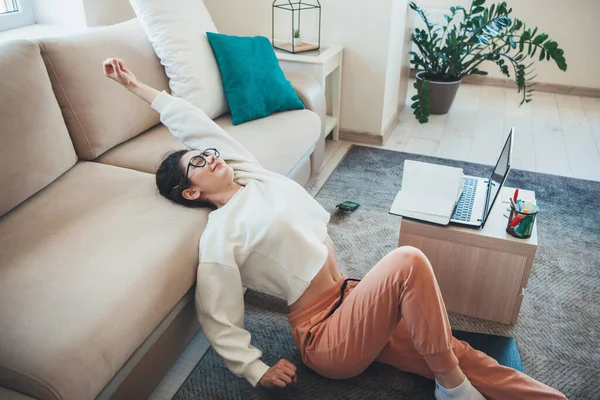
[179,150,234,200]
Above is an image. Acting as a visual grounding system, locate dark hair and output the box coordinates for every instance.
[156,150,217,209]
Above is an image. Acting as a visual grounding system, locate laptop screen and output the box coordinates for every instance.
[481,128,514,227]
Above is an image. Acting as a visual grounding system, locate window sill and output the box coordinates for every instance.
[0,23,88,43]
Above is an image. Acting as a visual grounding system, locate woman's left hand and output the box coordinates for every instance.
[103,58,137,88]
[258,359,297,388]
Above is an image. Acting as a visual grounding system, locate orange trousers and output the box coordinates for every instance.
[288,246,566,400]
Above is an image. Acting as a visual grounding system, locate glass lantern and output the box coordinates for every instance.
[272,1,321,54]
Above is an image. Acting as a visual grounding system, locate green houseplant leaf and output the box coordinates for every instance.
[408,1,568,123]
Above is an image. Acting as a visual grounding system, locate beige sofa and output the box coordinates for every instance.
[0,19,326,400]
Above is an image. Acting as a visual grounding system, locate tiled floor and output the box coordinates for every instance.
[307,83,600,196]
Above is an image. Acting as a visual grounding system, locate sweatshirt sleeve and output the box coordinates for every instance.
[151,91,259,166]
[195,261,270,387]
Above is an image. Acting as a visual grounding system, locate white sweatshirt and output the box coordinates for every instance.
[152,92,330,387]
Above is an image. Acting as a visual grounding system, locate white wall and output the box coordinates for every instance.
[33,0,87,28]
[83,0,135,27]
[382,0,413,132]
[318,0,393,135]
[413,0,600,89]
[205,0,412,136]
[32,0,135,28]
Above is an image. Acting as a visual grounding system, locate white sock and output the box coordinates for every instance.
[434,377,486,400]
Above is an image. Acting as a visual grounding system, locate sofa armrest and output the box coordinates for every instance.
[285,71,326,135]
[284,71,327,175]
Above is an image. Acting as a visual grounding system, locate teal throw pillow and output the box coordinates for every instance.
[206,32,305,125]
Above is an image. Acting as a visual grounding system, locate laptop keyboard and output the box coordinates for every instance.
[452,178,478,222]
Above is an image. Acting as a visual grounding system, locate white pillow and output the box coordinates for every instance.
[129,0,228,118]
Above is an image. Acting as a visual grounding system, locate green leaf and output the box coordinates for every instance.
[531,27,538,39]
[473,0,485,6]
[497,2,508,15]
[484,25,499,36]
[544,41,558,51]
[476,35,490,45]
[411,95,419,101]
[557,59,567,71]
[539,49,546,61]
[533,33,549,45]
[496,16,512,28]
[514,19,523,30]
[472,6,485,14]
[470,68,489,76]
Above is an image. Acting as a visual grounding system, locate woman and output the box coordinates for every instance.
[103,58,565,400]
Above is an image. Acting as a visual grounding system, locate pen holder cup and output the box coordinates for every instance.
[506,204,538,239]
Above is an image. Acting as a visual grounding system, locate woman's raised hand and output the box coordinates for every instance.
[103,58,137,88]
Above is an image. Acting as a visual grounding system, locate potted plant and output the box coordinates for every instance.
[292,29,303,47]
[293,29,303,47]
[408,0,567,123]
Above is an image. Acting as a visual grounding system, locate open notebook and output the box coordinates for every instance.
[389,160,464,225]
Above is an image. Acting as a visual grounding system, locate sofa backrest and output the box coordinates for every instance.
[0,40,78,218]
[38,18,170,160]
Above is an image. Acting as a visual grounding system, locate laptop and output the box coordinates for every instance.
[450,128,514,228]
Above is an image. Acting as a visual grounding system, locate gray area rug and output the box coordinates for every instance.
[174,145,600,400]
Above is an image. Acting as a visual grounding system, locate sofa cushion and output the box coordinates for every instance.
[216,109,321,175]
[95,124,188,173]
[38,19,170,160]
[206,33,304,125]
[95,109,320,176]
[0,40,77,218]
[0,162,207,400]
[0,387,36,400]
[129,0,228,119]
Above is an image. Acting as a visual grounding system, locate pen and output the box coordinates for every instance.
[510,211,526,228]
[513,188,519,204]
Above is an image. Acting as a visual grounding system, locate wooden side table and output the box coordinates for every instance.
[275,45,344,141]
[398,187,538,325]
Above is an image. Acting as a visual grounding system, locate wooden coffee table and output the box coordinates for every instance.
[397,187,537,324]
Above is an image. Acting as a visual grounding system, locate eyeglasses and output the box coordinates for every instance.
[170,148,220,195]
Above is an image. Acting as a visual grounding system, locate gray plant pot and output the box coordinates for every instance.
[416,71,462,115]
